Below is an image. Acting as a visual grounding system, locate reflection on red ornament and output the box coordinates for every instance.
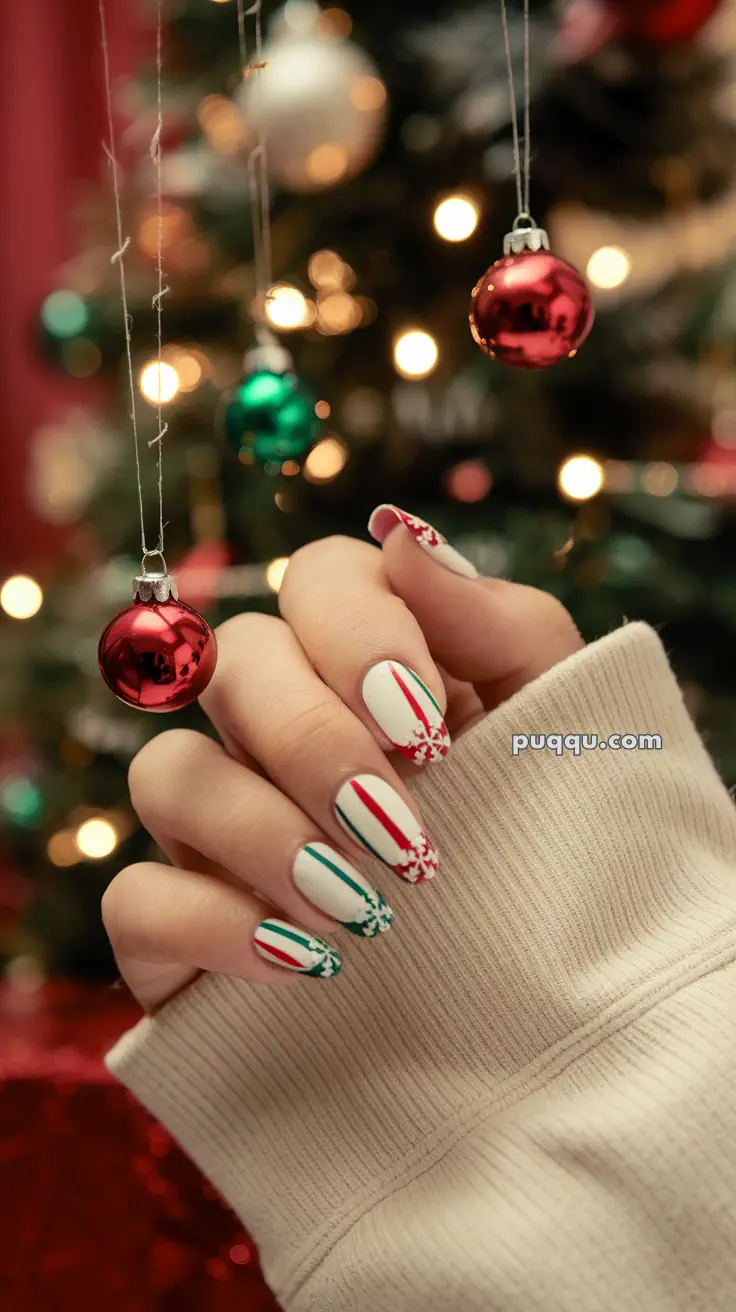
[98,598,217,712]
[470,250,594,370]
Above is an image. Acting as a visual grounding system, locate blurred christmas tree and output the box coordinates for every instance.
[3,0,736,977]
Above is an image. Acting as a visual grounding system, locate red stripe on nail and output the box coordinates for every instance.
[389,662,432,735]
[256,941,304,969]
[350,779,411,850]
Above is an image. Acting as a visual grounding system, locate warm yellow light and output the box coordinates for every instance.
[393,330,439,380]
[586,246,630,291]
[317,7,353,37]
[315,399,332,420]
[306,143,349,185]
[308,250,349,290]
[558,455,604,502]
[1,575,43,620]
[317,292,361,335]
[75,817,118,860]
[265,556,290,593]
[304,437,348,484]
[197,95,247,154]
[139,360,180,405]
[264,284,311,332]
[165,346,210,393]
[47,830,80,867]
[350,76,387,112]
[433,195,479,243]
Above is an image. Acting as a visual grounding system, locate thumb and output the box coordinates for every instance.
[369,505,583,709]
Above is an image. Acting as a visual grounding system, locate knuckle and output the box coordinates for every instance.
[279,536,353,603]
[535,592,581,644]
[204,614,286,709]
[128,729,206,818]
[213,610,283,650]
[273,696,347,765]
[101,865,144,948]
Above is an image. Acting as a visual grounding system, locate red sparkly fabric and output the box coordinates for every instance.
[0,980,281,1312]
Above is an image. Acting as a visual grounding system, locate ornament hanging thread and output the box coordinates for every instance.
[96,0,217,713]
[469,0,594,369]
[225,0,322,468]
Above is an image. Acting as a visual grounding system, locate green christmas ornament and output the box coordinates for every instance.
[225,367,320,464]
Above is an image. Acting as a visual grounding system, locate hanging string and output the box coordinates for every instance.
[98,0,169,565]
[149,0,170,557]
[522,0,531,216]
[236,0,273,311]
[98,0,146,557]
[499,0,533,221]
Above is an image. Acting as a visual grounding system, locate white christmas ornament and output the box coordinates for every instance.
[237,4,388,193]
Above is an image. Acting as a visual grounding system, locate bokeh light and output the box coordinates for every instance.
[317,7,352,38]
[264,284,312,331]
[41,290,88,339]
[393,330,439,380]
[0,777,44,826]
[306,144,349,186]
[304,437,349,484]
[139,360,180,405]
[446,460,492,502]
[433,195,479,243]
[586,246,631,290]
[1,576,43,620]
[75,817,118,860]
[47,830,80,867]
[315,400,332,420]
[197,95,248,154]
[265,556,290,592]
[642,462,678,497]
[61,339,102,378]
[308,250,351,291]
[317,292,362,335]
[558,455,604,502]
[350,76,387,112]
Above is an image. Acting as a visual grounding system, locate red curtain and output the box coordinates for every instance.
[0,0,139,573]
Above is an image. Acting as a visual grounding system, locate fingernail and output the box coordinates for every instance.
[254,918,343,978]
[368,504,478,580]
[293,843,394,938]
[362,660,450,765]
[334,774,439,884]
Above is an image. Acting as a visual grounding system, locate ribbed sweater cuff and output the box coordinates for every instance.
[106,622,736,1307]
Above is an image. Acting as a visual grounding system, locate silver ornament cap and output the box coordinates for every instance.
[503,215,551,257]
[133,552,178,604]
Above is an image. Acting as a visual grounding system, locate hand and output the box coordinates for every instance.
[103,506,582,1011]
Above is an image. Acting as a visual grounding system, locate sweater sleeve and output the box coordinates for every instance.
[106,622,736,1312]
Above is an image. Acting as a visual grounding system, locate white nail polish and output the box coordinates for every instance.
[368,505,478,579]
[293,843,394,938]
[362,661,450,765]
[334,774,439,884]
[253,919,342,978]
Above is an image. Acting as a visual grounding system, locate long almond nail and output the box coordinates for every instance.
[293,843,394,938]
[254,919,343,978]
[362,660,450,765]
[334,774,439,884]
[368,504,478,579]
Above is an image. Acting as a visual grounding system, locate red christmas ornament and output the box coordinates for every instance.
[610,0,722,44]
[98,564,217,713]
[470,223,594,370]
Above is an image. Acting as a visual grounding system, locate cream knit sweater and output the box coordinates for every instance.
[107,623,736,1311]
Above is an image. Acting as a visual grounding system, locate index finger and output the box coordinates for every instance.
[278,536,451,767]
